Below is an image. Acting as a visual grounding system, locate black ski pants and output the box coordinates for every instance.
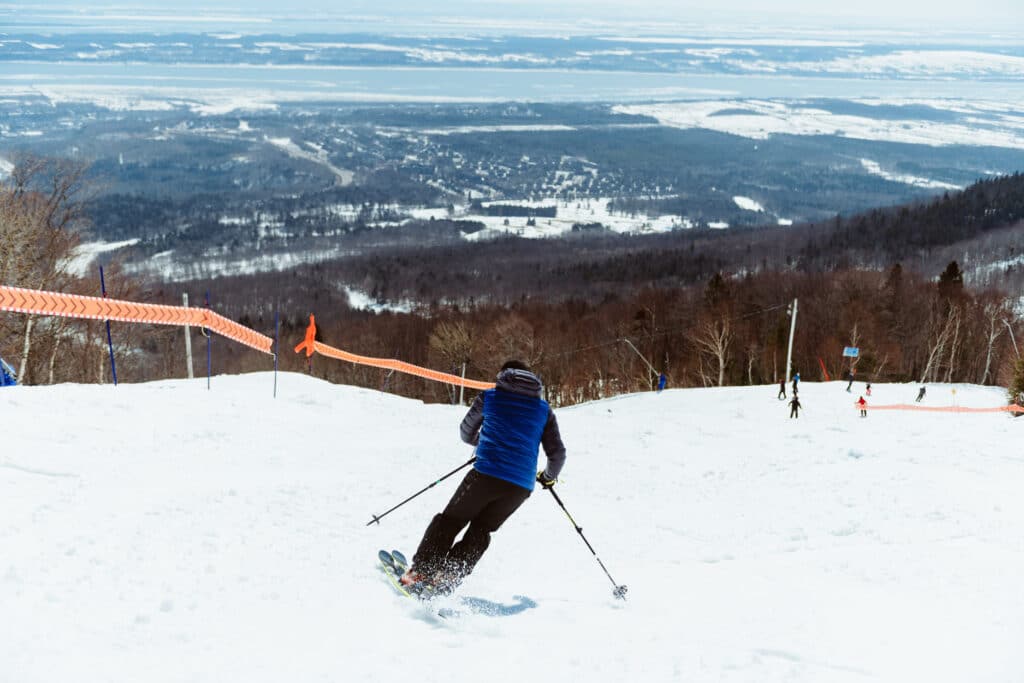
[412,468,531,581]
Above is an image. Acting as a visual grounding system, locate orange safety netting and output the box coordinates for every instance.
[0,284,273,354]
[855,402,1024,414]
[312,341,496,390]
[295,315,494,390]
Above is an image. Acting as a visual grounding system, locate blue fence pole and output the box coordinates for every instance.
[204,290,211,390]
[274,310,279,398]
[99,266,118,386]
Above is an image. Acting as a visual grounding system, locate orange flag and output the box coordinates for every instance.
[294,314,317,357]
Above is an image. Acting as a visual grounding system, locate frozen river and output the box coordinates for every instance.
[2,60,1023,104]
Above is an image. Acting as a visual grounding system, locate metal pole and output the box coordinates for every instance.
[785,298,798,384]
[183,293,194,379]
[99,266,118,386]
[1003,319,1020,358]
[620,338,659,380]
[274,310,279,398]
[459,361,466,405]
[204,290,211,390]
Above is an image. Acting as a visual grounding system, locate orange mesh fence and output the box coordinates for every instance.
[0,284,272,354]
[291,315,494,389]
[855,402,1024,414]
[311,340,496,390]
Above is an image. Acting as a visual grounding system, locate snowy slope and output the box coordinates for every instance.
[2,374,1023,682]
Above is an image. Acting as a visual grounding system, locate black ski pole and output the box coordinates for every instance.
[546,486,628,600]
[366,457,476,526]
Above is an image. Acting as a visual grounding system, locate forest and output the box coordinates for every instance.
[3,158,1024,407]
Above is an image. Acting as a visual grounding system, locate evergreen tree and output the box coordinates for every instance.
[1008,357,1024,416]
[703,272,731,311]
[937,261,964,300]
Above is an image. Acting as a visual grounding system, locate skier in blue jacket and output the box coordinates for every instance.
[401,360,566,593]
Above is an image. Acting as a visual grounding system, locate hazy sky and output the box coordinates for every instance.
[12,1,1022,32]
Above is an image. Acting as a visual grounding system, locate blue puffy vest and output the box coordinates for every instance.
[474,388,551,491]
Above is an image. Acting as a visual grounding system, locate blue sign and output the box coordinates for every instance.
[842,347,860,358]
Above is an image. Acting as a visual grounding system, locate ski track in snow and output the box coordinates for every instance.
[1,375,1023,681]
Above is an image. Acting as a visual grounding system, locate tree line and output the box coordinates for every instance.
[226,173,1024,312]
[127,258,1021,409]
[3,156,1024,407]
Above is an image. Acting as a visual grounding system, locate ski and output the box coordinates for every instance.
[376,549,458,616]
[390,549,408,573]
[375,550,537,619]
[378,549,441,600]
[378,549,412,597]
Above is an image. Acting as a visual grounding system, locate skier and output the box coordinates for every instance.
[657,372,667,393]
[791,372,800,397]
[401,360,566,594]
[789,395,801,418]
[866,382,872,397]
[857,395,868,418]
[846,368,855,392]
[916,386,926,403]
[777,378,786,400]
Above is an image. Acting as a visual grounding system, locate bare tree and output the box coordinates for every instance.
[745,342,759,385]
[942,306,963,383]
[428,320,474,368]
[979,300,1008,385]
[477,313,543,372]
[0,155,91,383]
[920,305,959,383]
[427,319,474,402]
[689,316,732,387]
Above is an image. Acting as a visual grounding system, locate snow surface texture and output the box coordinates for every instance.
[2,373,1023,682]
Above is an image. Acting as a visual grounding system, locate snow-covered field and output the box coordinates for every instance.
[859,158,963,190]
[614,98,1024,150]
[2,373,1022,682]
[68,238,141,277]
[462,198,689,240]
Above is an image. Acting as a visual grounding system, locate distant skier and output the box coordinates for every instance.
[846,368,855,392]
[791,372,800,397]
[789,395,801,418]
[657,372,667,393]
[400,360,566,595]
[857,395,868,418]
[777,378,786,400]
[915,386,926,403]
[865,382,872,397]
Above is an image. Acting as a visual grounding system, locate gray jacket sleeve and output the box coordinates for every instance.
[459,395,484,446]
[539,409,566,480]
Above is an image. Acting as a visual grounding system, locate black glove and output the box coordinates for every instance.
[536,470,557,489]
